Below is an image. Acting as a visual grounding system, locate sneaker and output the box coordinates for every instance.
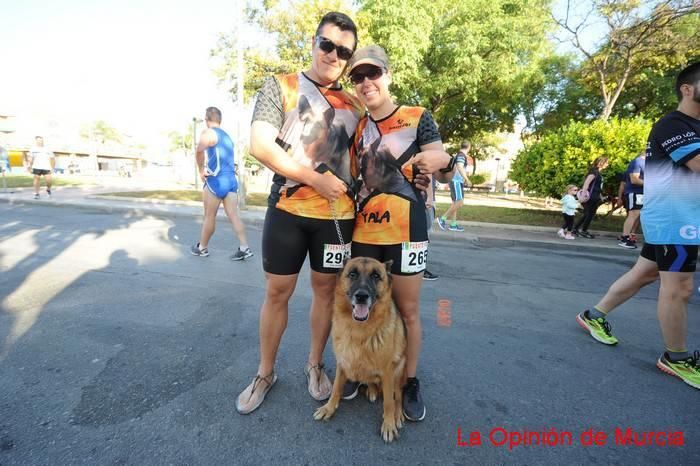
[657,351,700,390]
[423,270,438,281]
[231,247,254,261]
[448,224,465,232]
[618,238,637,249]
[576,310,618,345]
[572,229,580,237]
[190,243,209,257]
[630,233,637,242]
[342,381,361,400]
[437,217,447,231]
[564,233,576,240]
[579,231,595,239]
[402,378,426,421]
[557,228,565,238]
[33,193,39,199]
[46,189,51,197]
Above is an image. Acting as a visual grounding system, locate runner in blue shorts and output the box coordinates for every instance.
[576,62,700,390]
[437,141,471,232]
[190,107,253,261]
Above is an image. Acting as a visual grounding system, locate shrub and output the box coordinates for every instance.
[509,118,651,197]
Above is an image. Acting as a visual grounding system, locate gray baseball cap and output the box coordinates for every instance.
[348,45,390,73]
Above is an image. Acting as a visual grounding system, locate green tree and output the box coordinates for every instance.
[212,0,355,102]
[80,120,121,145]
[168,127,194,157]
[509,117,651,196]
[358,0,554,145]
[553,0,699,121]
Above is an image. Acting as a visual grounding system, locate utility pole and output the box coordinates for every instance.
[235,0,247,209]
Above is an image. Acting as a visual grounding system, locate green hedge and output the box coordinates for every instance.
[510,118,651,197]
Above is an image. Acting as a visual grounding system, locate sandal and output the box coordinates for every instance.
[304,362,332,401]
[236,371,277,415]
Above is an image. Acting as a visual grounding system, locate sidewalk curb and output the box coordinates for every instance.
[0,194,638,255]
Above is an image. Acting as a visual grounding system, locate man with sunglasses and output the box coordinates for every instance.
[236,12,365,415]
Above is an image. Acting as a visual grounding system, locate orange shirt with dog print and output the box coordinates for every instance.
[252,72,364,220]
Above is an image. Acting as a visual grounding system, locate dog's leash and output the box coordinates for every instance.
[329,199,349,262]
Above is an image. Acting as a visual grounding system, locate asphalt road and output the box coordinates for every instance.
[1,204,698,465]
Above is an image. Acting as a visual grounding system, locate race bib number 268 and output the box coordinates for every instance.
[401,241,429,273]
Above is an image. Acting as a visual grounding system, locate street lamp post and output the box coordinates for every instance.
[192,117,203,190]
[494,157,501,194]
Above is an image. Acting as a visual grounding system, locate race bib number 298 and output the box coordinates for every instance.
[401,241,429,273]
[323,243,351,269]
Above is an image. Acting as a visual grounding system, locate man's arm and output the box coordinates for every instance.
[629,172,643,185]
[196,129,217,180]
[455,158,469,186]
[249,121,346,200]
[686,155,700,172]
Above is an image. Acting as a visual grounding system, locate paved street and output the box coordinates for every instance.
[1,203,698,465]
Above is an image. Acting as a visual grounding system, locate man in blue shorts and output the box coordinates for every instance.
[190,107,253,260]
[437,141,471,232]
[576,62,700,390]
[618,152,645,249]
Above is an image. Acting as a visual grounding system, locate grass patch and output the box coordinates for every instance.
[103,190,625,231]
[440,202,625,232]
[2,174,83,188]
[104,190,269,206]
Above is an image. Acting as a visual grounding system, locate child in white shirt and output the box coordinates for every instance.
[559,185,579,240]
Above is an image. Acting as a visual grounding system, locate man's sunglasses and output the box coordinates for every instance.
[349,66,385,85]
[315,36,354,61]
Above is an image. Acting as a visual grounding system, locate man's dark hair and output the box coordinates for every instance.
[675,61,700,101]
[461,140,471,150]
[315,12,358,49]
[35,136,43,140]
[205,107,222,124]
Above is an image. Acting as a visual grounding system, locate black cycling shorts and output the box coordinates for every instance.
[262,206,354,275]
[622,193,643,211]
[352,240,429,276]
[32,169,51,176]
[640,243,698,273]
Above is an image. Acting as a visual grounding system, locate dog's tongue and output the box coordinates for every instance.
[353,304,369,320]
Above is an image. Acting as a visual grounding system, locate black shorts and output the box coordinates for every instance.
[262,206,354,275]
[32,169,51,176]
[622,193,643,211]
[352,240,429,276]
[449,180,464,202]
[640,243,698,273]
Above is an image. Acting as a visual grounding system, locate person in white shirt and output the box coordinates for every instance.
[26,136,55,199]
[558,184,579,240]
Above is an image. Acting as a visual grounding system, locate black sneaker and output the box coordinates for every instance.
[231,247,254,261]
[342,381,361,400]
[618,238,637,249]
[402,377,426,421]
[46,189,51,197]
[423,270,438,281]
[579,231,595,239]
[190,243,209,257]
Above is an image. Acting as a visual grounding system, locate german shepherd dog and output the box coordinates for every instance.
[314,257,407,442]
[298,95,351,182]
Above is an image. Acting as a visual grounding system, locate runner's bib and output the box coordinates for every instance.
[400,241,428,273]
[323,243,352,269]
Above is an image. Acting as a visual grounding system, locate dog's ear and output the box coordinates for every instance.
[299,95,310,115]
[323,106,335,127]
[384,260,393,275]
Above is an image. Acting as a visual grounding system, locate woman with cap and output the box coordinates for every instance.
[344,45,453,422]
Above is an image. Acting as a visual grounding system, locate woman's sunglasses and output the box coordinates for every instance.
[349,66,385,85]
[315,36,354,61]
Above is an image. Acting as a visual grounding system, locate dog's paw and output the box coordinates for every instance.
[381,419,399,443]
[313,403,337,421]
[366,384,379,402]
[394,408,405,430]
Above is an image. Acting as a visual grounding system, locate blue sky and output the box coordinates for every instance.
[0,0,605,152]
[0,0,257,151]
